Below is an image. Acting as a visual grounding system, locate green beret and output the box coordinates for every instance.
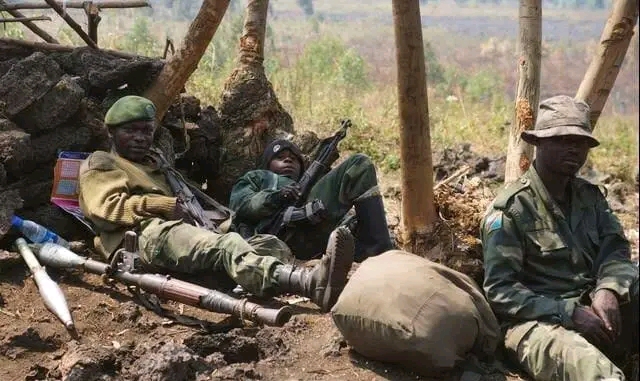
[104,95,156,127]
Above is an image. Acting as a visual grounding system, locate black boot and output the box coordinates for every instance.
[276,226,354,312]
[353,196,394,262]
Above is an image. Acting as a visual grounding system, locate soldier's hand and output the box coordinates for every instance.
[572,305,614,348]
[172,201,195,225]
[591,289,621,340]
[275,184,302,205]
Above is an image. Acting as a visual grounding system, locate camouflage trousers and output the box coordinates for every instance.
[285,153,380,259]
[504,279,639,381]
[137,218,293,297]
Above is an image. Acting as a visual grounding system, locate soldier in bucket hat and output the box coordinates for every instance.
[481,95,638,381]
[77,95,355,313]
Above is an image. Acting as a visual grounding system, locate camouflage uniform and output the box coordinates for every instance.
[482,95,639,381]
[229,153,380,259]
[79,96,292,297]
[482,164,639,381]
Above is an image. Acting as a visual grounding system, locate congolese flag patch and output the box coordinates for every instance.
[484,211,503,233]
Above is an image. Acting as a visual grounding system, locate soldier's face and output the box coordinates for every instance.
[269,149,302,180]
[536,135,592,176]
[111,121,156,163]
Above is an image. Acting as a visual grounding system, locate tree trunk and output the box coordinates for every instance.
[392,0,437,251]
[239,0,268,66]
[144,0,231,121]
[504,0,542,184]
[575,0,638,128]
[210,0,293,202]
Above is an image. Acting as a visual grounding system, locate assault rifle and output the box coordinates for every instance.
[33,231,292,327]
[262,119,351,236]
[150,149,230,233]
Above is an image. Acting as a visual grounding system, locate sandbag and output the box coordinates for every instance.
[331,250,500,377]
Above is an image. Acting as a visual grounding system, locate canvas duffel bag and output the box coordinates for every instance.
[331,250,500,377]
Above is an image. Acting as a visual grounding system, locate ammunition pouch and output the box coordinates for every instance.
[281,199,327,226]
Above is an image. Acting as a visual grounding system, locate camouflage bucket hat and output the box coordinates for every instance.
[104,95,157,127]
[521,95,599,147]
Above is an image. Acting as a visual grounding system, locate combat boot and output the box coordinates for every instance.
[353,195,394,262]
[276,226,354,312]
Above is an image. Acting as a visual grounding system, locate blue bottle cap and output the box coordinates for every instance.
[11,215,23,227]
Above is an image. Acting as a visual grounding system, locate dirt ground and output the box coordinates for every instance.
[0,262,530,381]
[1,147,638,381]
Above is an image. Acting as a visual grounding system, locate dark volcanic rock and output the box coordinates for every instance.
[15,75,86,134]
[58,342,119,381]
[0,189,23,236]
[183,330,261,363]
[211,363,262,380]
[127,341,212,381]
[51,48,164,97]
[0,52,63,117]
[0,127,31,173]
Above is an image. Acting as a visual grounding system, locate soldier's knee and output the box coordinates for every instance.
[220,232,254,251]
[345,153,376,175]
[349,153,372,165]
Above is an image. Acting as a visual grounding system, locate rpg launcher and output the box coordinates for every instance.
[33,231,292,327]
[262,119,352,237]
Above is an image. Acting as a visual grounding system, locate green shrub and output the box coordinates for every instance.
[117,17,160,56]
[294,36,370,91]
[462,69,504,103]
[0,24,24,39]
[424,40,446,86]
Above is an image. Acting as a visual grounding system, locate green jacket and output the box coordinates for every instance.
[481,166,637,330]
[229,169,295,234]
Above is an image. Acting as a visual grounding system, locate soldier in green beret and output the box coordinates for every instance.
[78,95,354,313]
[481,95,639,381]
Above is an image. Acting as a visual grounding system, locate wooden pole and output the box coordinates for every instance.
[504,0,542,183]
[0,15,50,22]
[0,0,58,43]
[575,0,638,128]
[392,0,437,248]
[0,1,150,11]
[83,1,101,46]
[144,0,231,121]
[43,0,97,48]
[0,36,149,59]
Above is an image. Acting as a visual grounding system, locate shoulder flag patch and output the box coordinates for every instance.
[484,211,503,233]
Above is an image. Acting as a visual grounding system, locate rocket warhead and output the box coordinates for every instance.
[15,239,76,334]
[33,243,87,269]
[32,269,75,331]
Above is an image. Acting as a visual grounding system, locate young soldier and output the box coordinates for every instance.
[481,95,639,381]
[78,95,354,312]
[229,138,393,262]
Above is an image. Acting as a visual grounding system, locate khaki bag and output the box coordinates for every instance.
[331,250,500,377]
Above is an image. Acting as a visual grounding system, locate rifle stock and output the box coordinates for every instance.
[34,243,292,327]
[263,119,351,236]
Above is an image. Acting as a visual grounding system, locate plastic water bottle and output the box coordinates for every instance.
[11,215,70,248]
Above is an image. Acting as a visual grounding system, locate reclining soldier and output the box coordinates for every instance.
[78,95,355,312]
[481,95,639,381]
[229,138,394,262]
